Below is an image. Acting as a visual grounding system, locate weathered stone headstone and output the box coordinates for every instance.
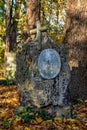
[15,22,71,116]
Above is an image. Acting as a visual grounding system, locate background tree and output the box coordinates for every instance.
[40,0,66,43]
[24,0,66,42]
[0,0,5,43]
[25,0,40,40]
[64,0,87,100]
[5,0,11,59]
[0,0,5,64]
[10,0,18,51]
[4,0,25,56]
[0,0,66,53]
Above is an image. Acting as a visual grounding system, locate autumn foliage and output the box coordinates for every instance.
[0,85,87,130]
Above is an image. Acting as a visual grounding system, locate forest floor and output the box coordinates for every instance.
[0,84,87,130]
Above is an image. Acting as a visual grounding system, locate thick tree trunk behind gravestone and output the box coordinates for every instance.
[64,0,87,100]
[25,0,40,39]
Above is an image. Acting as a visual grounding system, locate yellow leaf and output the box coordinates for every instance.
[12,117,21,126]
[0,108,13,119]
[72,126,79,130]
[45,120,52,123]
[66,125,72,129]
[35,117,43,123]
[30,119,38,125]
[54,117,62,123]
[58,0,61,4]
[24,127,31,130]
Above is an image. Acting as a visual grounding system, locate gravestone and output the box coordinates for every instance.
[15,21,71,116]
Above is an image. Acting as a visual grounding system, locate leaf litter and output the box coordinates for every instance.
[0,85,87,130]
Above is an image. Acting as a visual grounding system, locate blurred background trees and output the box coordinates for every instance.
[0,0,87,99]
[0,0,66,80]
[0,0,66,59]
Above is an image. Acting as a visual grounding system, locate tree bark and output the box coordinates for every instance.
[5,0,11,59]
[25,0,40,39]
[5,0,20,54]
[10,0,18,51]
[64,0,87,100]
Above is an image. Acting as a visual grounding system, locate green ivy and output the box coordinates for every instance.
[14,106,53,123]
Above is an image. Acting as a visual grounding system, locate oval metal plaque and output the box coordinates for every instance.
[38,49,61,79]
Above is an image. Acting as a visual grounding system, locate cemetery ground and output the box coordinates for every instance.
[0,82,87,130]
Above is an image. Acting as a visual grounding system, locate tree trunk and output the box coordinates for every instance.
[64,0,87,100]
[5,0,11,60]
[10,0,18,51]
[25,0,40,39]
